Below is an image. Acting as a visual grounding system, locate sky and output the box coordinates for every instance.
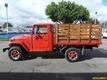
[0,0,107,26]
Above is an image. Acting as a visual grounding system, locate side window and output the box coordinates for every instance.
[38,27,47,34]
[34,26,47,34]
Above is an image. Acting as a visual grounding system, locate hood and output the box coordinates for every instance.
[10,34,30,40]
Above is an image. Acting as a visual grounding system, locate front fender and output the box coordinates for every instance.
[9,42,30,52]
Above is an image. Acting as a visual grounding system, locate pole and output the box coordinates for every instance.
[5,3,8,32]
[95,12,97,24]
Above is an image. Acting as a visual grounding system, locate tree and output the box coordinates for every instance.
[45,1,90,23]
[2,22,13,28]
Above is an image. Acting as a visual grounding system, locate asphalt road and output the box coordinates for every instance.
[0,39,107,73]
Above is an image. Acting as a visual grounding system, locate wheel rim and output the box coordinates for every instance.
[10,50,20,60]
[68,51,78,60]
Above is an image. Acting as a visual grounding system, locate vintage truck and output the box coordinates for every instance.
[3,23,102,62]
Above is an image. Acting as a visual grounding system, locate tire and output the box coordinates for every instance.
[65,48,81,62]
[8,46,23,61]
[23,53,31,58]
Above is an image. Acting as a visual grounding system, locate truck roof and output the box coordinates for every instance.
[33,23,53,26]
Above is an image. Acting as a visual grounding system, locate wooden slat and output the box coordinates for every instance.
[55,23,101,44]
[81,40,90,43]
[70,37,80,39]
[70,33,80,35]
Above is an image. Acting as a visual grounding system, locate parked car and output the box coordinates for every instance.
[102,31,107,38]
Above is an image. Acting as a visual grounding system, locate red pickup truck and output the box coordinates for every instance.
[3,23,102,62]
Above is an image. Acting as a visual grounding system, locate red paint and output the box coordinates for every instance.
[54,41,101,46]
[10,50,20,59]
[9,23,102,53]
[9,35,32,52]
[32,24,53,52]
[68,51,77,60]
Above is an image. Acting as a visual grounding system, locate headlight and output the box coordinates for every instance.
[10,39,15,42]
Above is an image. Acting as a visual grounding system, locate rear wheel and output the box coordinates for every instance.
[8,46,23,61]
[65,48,81,62]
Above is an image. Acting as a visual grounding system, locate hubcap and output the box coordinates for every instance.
[68,51,77,60]
[10,50,20,60]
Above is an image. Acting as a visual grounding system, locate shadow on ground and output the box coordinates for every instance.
[23,53,64,61]
[80,48,107,61]
[0,72,106,80]
[23,48,107,62]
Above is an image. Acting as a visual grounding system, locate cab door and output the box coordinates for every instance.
[32,25,53,52]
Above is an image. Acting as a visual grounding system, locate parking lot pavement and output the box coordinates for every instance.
[0,39,107,73]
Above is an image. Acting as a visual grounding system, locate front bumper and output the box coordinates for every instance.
[3,47,10,52]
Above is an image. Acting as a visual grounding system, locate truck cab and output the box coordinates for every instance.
[6,24,53,61]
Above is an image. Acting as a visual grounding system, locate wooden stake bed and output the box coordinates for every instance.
[54,24,102,46]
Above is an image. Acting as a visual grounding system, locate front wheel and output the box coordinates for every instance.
[8,46,23,61]
[65,48,81,62]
